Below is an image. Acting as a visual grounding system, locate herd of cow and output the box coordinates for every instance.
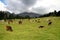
[0,19,52,32]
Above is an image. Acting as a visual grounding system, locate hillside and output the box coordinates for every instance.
[18,12,41,18]
[0,17,60,40]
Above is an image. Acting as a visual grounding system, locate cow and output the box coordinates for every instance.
[18,21,22,24]
[37,20,40,23]
[39,26,44,28]
[33,19,37,23]
[8,19,13,24]
[6,25,13,32]
[46,19,52,25]
[46,18,51,22]
[48,21,52,25]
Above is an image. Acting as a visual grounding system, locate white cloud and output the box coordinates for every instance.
[28,7,48,14]
[29,0,60,13]
[1,0,60,14]
[0,1,7,11]
[5,0,30,13]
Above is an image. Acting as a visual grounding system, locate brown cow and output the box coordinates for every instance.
[39,26,44,28]
[18,21,22,24]
[8,19,13,24]
[35,20,37,22]
[37,20,40,23]
[6,26,13,31]
[46,19,52,25]
[48,21,52,25]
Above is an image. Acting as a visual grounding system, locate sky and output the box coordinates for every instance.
[0,0,60,14]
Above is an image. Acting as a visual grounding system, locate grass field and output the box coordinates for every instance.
[0,17,60,40]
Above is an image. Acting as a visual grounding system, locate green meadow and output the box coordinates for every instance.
[0,17,60,40]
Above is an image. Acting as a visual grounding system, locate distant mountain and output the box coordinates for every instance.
[18,12,42,18]
[3,11,16,18]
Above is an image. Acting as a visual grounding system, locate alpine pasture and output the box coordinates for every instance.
[0,17,60,40]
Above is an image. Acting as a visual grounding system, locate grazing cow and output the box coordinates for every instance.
[39,26,44,28]
[9,19,13,22]
[8,19,13,24]
[29,19,35,23]
[46,18,51,22]
[38,19,40,20]
[35,20,37,22]
[6,26,13,31]
[46,19,52,25]
[37,20,40,23]
[19,21,22,24]
[48,21,52,25]
[8,21,10,24]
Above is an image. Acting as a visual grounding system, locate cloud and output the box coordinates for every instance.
[21,0,37,6]
[2,0,60,14]
[28,7,48,14]
[0,1,7,11]
[5,0,36,13]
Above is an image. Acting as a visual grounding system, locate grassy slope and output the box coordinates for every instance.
[0,17,60,40]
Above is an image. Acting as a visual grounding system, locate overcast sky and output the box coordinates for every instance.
[0,0,60,14]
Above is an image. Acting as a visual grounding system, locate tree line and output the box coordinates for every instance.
[42,10,60,17]
[0,10,60,20]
